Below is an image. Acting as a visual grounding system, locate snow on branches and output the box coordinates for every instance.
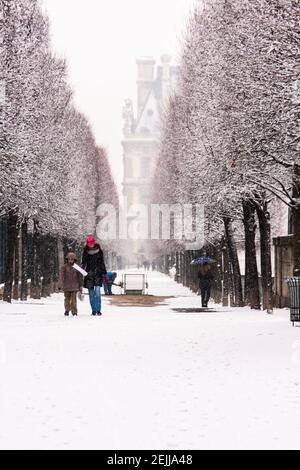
[153,0,300,306]
[0,0,118,242]
[155,0,300,230]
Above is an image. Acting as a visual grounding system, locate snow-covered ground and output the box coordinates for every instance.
[0,270,300,450]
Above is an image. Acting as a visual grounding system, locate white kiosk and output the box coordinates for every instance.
[122,273,148,296]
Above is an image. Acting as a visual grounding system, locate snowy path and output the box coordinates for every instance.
[0,271,300,450]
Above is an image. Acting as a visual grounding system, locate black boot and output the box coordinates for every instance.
[64,311,69,316]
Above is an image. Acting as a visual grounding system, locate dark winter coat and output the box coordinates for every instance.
[81,244,107,288]
[198,270,214,290]
[59,264,84,292]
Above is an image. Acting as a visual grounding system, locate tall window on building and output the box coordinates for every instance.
[126,159,133,178]
[140,190,149,205]
[140,158,150,178]
[142,146,150,155]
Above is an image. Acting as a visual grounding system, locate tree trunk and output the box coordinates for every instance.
[41,235,53,298]
[292,164,300,276]
[255,198,273,313]
[211,242,222,304]
[188,251,193,290]
[182,253,186,286]
[222,238,230,307]
[49,237,56,294]
[12,227,20,301]
[21,220,28,301]
[175,252,179,283]
[229,263,235,307]
[223,217,244,307]
[242,200,260,309]
[31,220,42,299]
[52,238,60,293]
[3,212,18,303]
[180,252,184,285]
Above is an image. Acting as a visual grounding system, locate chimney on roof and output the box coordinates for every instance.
[136,57,156,120]
[161,54,172,107]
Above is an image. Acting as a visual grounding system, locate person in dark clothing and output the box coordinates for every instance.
[81,236,108,316]
[59,252,83,316]
[103,272,117,295]
[198,262,214,307]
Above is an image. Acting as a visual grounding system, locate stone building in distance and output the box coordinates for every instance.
[122,55,178,208]
[121,55,179,264]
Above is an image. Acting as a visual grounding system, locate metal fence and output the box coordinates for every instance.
[287,277,300,325]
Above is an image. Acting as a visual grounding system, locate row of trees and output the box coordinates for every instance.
[0,0,118,302]
[153,0,300,312]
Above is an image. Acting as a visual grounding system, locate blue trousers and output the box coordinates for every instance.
[104,281,113,295]
[88,286,101,313]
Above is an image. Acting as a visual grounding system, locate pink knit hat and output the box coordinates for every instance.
[86,236,96,247]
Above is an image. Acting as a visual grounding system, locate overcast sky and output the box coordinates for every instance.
[41,0,197,195]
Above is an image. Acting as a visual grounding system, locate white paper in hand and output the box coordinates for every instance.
[73,263,88,277]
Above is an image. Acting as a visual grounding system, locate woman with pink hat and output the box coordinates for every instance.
[81,236,108,316]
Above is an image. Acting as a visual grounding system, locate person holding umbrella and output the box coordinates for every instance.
[191,256,215,308]
[198,262,214,307]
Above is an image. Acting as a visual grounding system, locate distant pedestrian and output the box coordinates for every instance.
[59,252,83,316]
[198,262,214,308]
[81,236,108,316]
[103,272,117,295]
[143,260,150,271]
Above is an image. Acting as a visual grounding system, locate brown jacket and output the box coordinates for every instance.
[59,264,84,292]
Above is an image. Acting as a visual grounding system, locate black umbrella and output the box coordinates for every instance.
[190,256,216,266]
